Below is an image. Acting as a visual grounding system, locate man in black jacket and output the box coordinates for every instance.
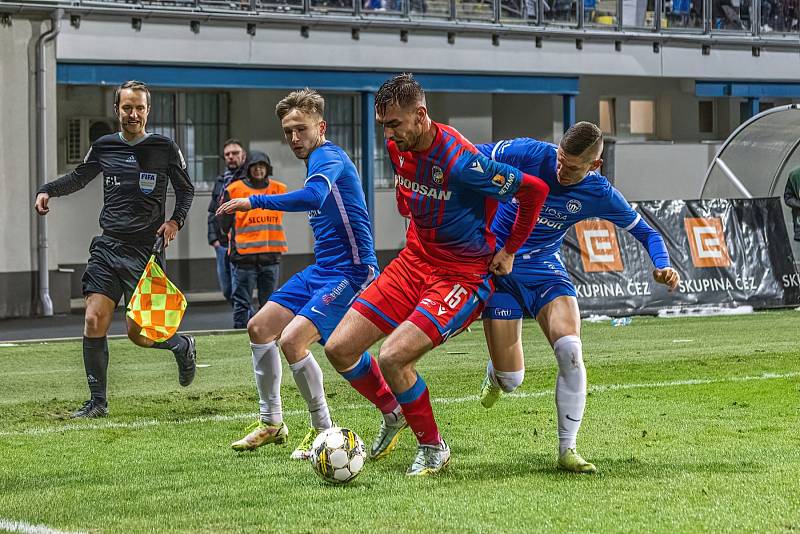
[208,139,247,304]
[34,80,197,419]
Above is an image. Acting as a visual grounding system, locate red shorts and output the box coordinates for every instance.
[352,249,494,346]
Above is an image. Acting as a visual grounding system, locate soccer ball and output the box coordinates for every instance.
[310,427,367,485]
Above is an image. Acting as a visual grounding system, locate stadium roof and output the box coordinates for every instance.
[701,104,800,199]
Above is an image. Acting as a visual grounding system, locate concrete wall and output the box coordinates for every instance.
[613,142,722,200]
[0,16,59,317]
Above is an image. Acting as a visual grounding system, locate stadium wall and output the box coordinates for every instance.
[4,13,800,317]
[0,16,61,318]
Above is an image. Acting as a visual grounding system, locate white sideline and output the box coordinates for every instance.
[0,519,86,534]
[1,371,797,439]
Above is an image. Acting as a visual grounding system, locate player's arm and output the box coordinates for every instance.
[34,147,102,215]
[249,178,329,212]
[457,151,549,274]
[607,188,679,291]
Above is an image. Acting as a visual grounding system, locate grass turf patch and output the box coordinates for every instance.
[0,311,798,532]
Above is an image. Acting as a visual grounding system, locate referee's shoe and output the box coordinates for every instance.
[71,398,108,419]
[174,334,197,387]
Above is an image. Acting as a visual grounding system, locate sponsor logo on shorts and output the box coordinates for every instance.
[321,279,350,305]
[139,172,157,195]
[494,308,512,317]
[310,306,327,316]
[576,220,623,272]
[684,217,731,268]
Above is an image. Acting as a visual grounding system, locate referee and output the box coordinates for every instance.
[34,80,196,419]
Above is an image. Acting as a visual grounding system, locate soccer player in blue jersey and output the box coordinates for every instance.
[476,122,680,473]
[216,89,379,459]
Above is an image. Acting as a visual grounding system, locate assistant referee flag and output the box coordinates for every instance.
[126,239,187,342]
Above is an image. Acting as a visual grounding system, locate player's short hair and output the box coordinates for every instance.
[223,138,244,151]
[375,73,426,116]
[560,121,603,160]
[275,89,325,120]
[114,80,151,110]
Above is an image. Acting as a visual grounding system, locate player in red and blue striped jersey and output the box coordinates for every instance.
[324,74,549,476]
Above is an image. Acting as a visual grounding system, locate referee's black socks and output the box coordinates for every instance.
[151,334,188,355]
[82,336,109,405]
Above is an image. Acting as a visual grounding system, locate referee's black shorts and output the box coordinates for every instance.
[82,235,164,306]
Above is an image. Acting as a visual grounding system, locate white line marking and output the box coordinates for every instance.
[0,519,87,534]
[672,339,693,343]
[1,371,797,438]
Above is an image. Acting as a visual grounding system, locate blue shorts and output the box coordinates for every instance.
[269,263,378,344]
[482,253,576,320]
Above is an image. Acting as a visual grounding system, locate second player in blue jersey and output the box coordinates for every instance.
[217,89,379,460]
[475,122,681,473]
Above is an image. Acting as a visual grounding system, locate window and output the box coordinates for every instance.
[149,91,228,190]
[698,100,714,133]
[322,92,394,190]
[66,118,82,164]
[325,93,359,163]
[629,99,655,135]
[599,98,616,135]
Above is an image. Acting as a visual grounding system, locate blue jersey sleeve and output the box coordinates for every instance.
[249,177,328,212]
[627,218,671,270]
[601,185,670,269]
[476,142,495,159]
[307,144,345,191]
[454,151,523,203]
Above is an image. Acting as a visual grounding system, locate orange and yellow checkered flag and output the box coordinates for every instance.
[126,239,187,342]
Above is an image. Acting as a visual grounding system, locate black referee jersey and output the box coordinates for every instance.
[39,132,195,244]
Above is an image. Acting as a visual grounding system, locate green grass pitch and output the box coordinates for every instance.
[0,311,798,533]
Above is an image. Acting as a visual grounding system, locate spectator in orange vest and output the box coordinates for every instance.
[218,151,288,328]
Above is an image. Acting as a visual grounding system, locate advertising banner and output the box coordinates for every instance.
[560,198,800,316]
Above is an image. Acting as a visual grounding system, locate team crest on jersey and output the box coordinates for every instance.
[492,174,505,188]
[566,199,582,213]
[432,166,444,184]
[139,172,157,194]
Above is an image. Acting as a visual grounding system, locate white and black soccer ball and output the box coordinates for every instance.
[310,427,367,485]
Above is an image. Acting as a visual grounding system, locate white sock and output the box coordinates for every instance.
[288,351,332,431]
[553,335,586,456]
[251,341,283,425]
[487,360,524,393]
